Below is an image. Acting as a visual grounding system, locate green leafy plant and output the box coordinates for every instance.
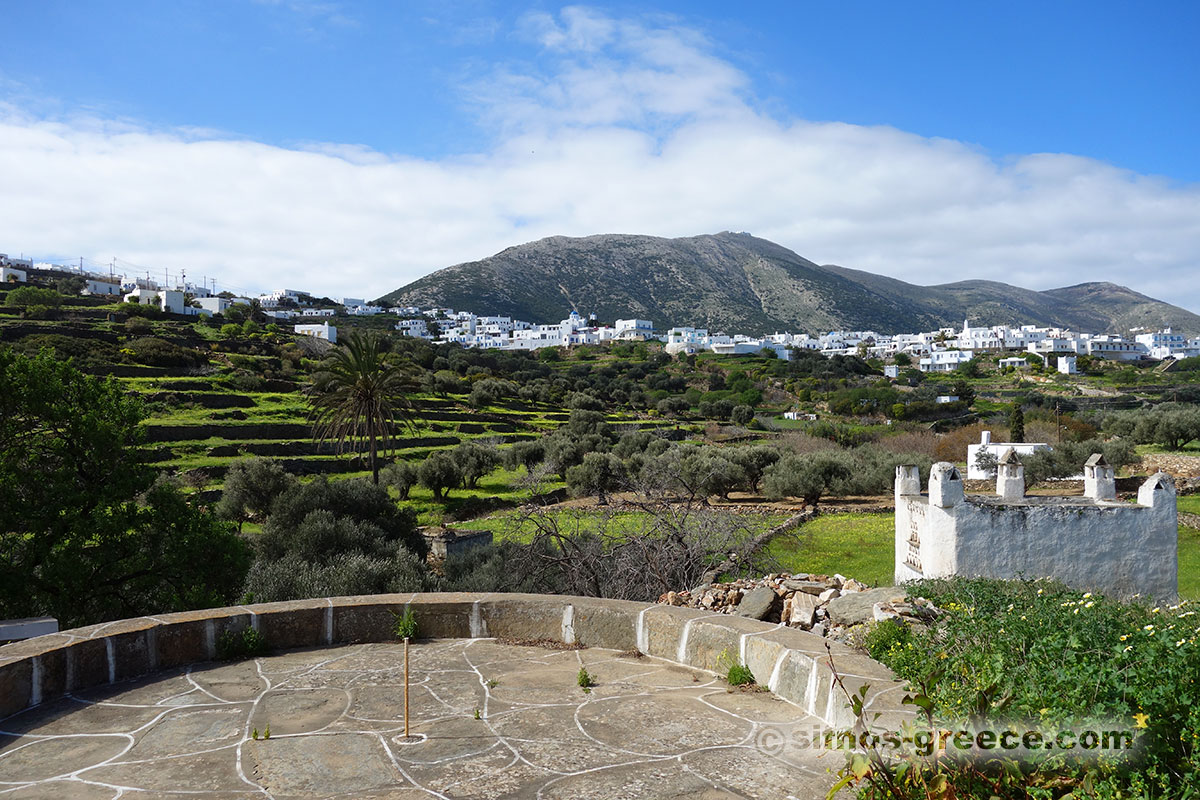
[715,647,756,687]
[473,707,481,720]
[252,728,259,740]
[726,663,756,687]
[838,577,1200,797]
[577,667,595,689]
[263,724,270,740]
[216,626,271,661]
[392,607,418,640]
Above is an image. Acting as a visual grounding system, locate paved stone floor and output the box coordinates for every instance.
[0,639,844,799]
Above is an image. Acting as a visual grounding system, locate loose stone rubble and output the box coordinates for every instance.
[659,573,943,642]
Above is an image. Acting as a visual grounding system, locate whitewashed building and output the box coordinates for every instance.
[294,322,337,343]
[895,462,1177,601]
[965,431,1051,480]
[918,349,975,373]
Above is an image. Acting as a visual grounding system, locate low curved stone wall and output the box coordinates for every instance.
[0,593,912,728]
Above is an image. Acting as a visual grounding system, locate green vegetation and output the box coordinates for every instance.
[215,626,270,661]
[725,663,755,686]
[1180,526,1200,602]
[393,607,418,640]
[4,277,1199,637]
[856,577,1200,796]
[765,514,895,586]
[0,349,248,627]
[307,329,417,484]
[577,667,595,689]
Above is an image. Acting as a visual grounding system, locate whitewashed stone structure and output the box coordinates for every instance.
[895,462,1177,601]
[966,430,1049,479]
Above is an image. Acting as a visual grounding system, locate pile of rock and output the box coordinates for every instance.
[659,573,942,640]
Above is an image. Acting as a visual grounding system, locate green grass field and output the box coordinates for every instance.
[1179,525,1200,601]
[764,513,895,586]
[1178,495,1200,515]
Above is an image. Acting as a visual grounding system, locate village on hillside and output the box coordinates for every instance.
[5,250,1199,369]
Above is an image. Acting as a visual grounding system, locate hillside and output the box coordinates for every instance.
[379,232,1200,336]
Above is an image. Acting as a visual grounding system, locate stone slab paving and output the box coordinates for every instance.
[0,639,846,799]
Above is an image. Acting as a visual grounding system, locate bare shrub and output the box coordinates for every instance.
[933,423,1008,463]
[777,430,840,455]
[874,430,939,458]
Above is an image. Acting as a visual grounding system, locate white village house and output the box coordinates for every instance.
[294,322,337,343]
[965,430,1050,480]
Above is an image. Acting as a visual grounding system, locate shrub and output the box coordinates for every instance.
[126,337,208,369]
[392,608,418,640]
[730,404,754,426]
[566,452,626,503]
[1022,438,1136,485]
[503,440,545,473]
[864,577,1200,796]
[241,477,428,602]
[726,663,755,686]
[577,667,595,688]
[5,286,62,308]
[216,627,271,661]
[124,316,153,335]
[763,451,855,506]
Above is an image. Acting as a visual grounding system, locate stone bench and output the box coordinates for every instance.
[0,593,912,729]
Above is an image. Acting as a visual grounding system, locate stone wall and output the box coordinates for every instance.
[895,464,1178,601]
[0,593,910,730]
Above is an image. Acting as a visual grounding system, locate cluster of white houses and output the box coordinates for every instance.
[4,253,1198,362]
[387,307,1200,367]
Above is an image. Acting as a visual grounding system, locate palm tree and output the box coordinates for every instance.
[306,330,416,484]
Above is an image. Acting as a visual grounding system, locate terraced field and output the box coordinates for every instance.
[0,289,682,525]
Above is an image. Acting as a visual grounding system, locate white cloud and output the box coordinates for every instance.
[1,7,1199,314]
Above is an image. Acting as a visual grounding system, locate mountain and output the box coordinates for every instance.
[377,232,1200,337]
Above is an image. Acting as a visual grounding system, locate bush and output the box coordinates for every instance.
[124,316,153,335]
[392,608,418,640]
[726,663,755,686]
[865,577,1200,795]
[1022,438,1136,485]
[730,404,754,426]
[126,336,208,369]
[216,627,271,661]
[242,477,427,602]
[763,450,855,506]
[503,440,545,472]
[5,286,62,308]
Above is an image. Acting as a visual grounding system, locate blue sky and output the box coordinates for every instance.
[2,1,1199,312]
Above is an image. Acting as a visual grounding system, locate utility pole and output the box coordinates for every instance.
[1055,401,1061,443]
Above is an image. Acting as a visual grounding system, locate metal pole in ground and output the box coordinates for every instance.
[404,637,410,737]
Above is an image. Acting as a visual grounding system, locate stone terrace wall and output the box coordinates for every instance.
[0,593,910,730]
